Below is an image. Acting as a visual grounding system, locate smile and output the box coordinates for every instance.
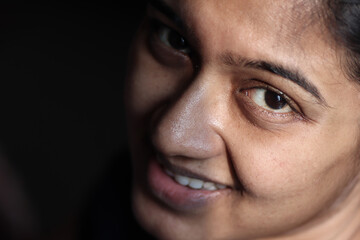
[163,167,227,191]
[146,154,231,210]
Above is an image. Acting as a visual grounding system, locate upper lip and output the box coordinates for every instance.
[156,153,233,189]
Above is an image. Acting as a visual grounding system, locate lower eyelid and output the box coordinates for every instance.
[237,89,304,124]
[146,23,191,67]
[148,19,191,55]
[153,21,191,55]
[248,88,292,113]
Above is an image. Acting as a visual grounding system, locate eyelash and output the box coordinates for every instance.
[146,18,305,124]
[238,82,305,123]
[150,19,192,55]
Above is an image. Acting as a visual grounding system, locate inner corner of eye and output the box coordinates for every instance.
[238,88,249,96]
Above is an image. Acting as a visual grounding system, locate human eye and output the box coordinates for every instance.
[149,19,192,55]
[238,83,305,124]
[246,87,292,113]
[154,21,191,55]
[144,17,193,67]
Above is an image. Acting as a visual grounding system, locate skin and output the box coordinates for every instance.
[125,0,360,239]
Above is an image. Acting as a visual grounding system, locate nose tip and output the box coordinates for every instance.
[151,82,224,160]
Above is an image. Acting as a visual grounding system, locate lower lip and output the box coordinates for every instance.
[147,158,227,211]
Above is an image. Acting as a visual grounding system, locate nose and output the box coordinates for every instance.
[151,72,225,160]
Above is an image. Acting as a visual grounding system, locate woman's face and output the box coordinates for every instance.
[125,0,360,239]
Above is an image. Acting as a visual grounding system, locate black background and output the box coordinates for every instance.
[1,1,146,239]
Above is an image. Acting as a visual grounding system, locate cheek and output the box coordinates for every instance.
[229,126,359,200]
[125,54,169,117]
[125,36,193,118]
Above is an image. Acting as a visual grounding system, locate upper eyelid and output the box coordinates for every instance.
[245,86,291,107]
[148,18,194,57]
[147,0,184,30]
[151,18,182,37]
[241,81,304,115]
[147,2,328,110]
[147,4,200,50]
[148,19,301,113]
[222,53,327,107]
[242,79,288,97]
[147,6,186,38]
[238,91,305,126]
[239,88,308,126]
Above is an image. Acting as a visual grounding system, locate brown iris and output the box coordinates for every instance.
[264,90,287,110]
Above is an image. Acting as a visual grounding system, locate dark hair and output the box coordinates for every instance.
[325,0,360,80]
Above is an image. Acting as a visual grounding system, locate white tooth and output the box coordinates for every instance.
[164,168,174,177]
[203,182,217,191]
[188,178,204,189]
[174,175,190,186]
[216,183,226,189]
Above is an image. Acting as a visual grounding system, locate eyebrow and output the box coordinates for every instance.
[221,53,326,104]
[148,0,184,30]
[148,0,327,106]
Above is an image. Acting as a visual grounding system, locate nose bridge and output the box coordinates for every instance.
[152,72,224,159]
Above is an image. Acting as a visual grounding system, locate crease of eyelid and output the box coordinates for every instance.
[248,87,298,112]
[147,1,201,55]
[146,20,189,61]
[240,92,315,126]
[221,53,331,109]
[148,0,184,30]
[147,0,330,122]
[154,21,191,54]
[241,84,302,116]
[244,88,294,115]
[147,17,202,70]
[147,3,187,41]
[265,91,333,124]
[240,79,305,110]
[241,79,332,123]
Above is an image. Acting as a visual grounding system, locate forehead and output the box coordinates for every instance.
[158,0,337,80]
[169,0,319,38]
[150,0,360,108]
[163,0,327,60]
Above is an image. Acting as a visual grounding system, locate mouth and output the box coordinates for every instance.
[157,154,229,191]
[146,153,231,211]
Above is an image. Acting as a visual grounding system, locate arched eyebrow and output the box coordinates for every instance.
[148,0,328,107]
[221,53,327,106]
[148,0,184,30]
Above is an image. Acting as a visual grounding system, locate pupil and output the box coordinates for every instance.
[169,31,186,50]
[264,91,287,110]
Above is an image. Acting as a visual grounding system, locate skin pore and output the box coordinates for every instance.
[125,0,360,239]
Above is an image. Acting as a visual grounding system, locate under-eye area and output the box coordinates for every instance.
[145,15,192,67]
[236,80,306,125]
[126,0,360,239]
